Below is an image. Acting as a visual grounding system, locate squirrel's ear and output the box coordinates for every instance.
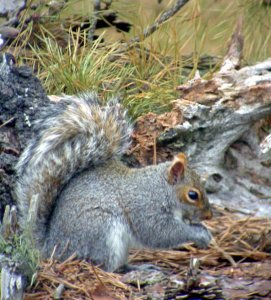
[167,153,187,185]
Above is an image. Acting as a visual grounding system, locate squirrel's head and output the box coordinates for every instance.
[167,153,212,223]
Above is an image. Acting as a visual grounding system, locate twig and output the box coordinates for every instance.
[153,133,157,165]
[219,17,243,73]
[88,0,101,41]
[90,261,108,291]
[54,284,65,300]
[129,0,190,44]
[0,117,15,128]
[211,238,237,267]
[108,0,190,61]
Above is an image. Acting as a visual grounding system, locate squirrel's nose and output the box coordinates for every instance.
[202,209,212,220]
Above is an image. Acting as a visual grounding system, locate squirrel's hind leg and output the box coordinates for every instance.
[102,219,132,272]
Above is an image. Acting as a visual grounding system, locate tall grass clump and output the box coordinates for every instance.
[28,28,135,97]
[25,26,186,118]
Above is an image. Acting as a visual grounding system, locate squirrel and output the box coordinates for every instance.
[15,92,213,272]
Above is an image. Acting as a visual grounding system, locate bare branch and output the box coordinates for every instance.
[88,0,101,41]
[219,17,244,73]
[129,0,190,44]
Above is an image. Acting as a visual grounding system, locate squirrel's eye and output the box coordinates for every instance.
[188,190,199,201]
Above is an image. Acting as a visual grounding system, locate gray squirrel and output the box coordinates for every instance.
[15,92,213,272]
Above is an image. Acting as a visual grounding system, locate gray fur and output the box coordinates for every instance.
[16,93,132,248]
[15,93,212,272]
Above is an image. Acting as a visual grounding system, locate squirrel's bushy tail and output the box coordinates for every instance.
[15,92,132,247]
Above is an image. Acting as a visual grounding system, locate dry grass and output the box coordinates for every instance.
[25,256,130,299]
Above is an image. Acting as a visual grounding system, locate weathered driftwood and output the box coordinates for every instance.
[1,205,18,240]
[0,206,24,300]
[158,21,271,216]
[0,265,24,300]
[260,133,271,157]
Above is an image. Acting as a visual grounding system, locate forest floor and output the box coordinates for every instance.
[24,208,271,300]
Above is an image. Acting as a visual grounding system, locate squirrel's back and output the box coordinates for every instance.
[15,93,132,247]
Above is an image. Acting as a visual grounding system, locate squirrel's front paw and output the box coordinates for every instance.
[191,225,212,249]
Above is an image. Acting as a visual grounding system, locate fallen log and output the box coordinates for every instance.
[132,20,271,216]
